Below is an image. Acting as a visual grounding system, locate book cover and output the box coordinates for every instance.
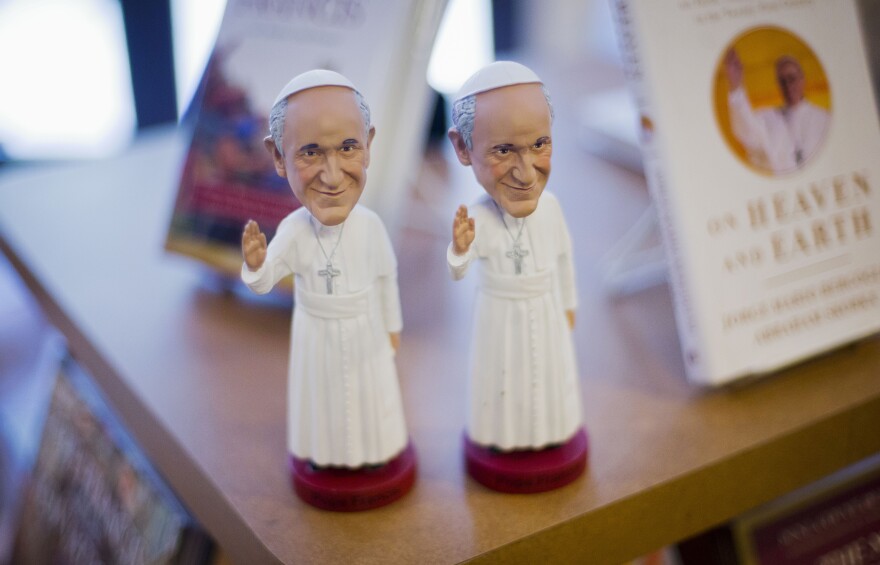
[11,357,213,564]
[166,0,447,275]
[611,0,880,385]
[732,454,880,564]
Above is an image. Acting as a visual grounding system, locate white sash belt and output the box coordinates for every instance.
[296,286,371,319]
[479,268,553,299]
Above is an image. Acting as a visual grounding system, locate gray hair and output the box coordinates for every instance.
[775,55,804,77]
[451,84,554,151]
[268,88,371,154]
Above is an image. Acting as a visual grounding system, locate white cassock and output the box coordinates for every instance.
[242,205,407,467]
[447,192,582,450]
[728,86,830,174]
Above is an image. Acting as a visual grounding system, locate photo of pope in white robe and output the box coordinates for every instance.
[723,47,831,175]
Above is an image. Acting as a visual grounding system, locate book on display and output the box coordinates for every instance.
[611,0,880,385]
[12,358,213,564]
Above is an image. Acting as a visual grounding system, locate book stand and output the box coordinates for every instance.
[288,443,417,511]
[464,429,588,494]
[599,204,667,297]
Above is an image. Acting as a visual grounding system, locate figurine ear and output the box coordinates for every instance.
[364,126,376,168]
[264,135,286,178]
[448,128,472,166]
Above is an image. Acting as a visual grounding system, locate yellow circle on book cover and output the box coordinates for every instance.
[712,25,832,177]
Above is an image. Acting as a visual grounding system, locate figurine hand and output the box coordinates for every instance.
[452,204,475,256]
[724,48,743,91]
[389,332,401,352]
[566,309,575,330]
[242,219,267,271]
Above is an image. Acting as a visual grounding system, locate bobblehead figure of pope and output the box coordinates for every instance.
[447,62,585,491]
[241,70,414,510]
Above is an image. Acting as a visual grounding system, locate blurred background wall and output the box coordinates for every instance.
[0,0,874,164]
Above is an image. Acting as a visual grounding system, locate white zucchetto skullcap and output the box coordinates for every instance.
[272,69,356,107]
[453,61,543,102]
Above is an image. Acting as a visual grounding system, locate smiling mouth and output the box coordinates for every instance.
[317,189,345,197]
[504,184,535,192]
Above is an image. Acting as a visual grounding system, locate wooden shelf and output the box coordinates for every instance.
[1,124,878,564]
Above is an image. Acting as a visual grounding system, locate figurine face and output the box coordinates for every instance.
[453,83,552,218]
[267,86,374,226]
[777,60,805,107]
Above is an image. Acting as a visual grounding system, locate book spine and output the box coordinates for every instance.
[609,0,710,382]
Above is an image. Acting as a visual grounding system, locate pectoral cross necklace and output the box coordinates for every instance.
[312,218,345,294]
[781,108,804,165]
[496,203,529,275]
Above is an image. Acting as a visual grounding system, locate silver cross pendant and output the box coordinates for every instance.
[318,261,341,294]
[506,243,529,275]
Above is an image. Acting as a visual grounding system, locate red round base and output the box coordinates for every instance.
[464,428,588,493]
[289,443,417,512]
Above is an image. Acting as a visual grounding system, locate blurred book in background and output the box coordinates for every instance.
[679,453,880,565]
[12,356,213,564]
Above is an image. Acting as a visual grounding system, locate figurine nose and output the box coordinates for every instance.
[320,153,344,187]
[510,152,536,187]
